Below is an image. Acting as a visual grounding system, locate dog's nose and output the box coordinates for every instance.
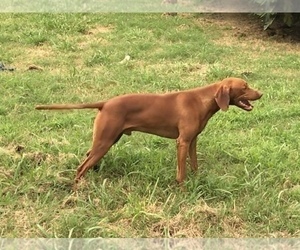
[257,91,263,98]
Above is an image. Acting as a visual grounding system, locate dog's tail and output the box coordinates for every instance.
[35,102,106,110]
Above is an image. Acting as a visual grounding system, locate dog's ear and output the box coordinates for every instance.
[215,85,230,111]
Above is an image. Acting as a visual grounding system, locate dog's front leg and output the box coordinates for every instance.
[176,137,190,184]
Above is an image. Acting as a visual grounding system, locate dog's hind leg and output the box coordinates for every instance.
[86,133,123,157]
[189,136,198,172]
[74,112,124,189]
[75,142,113,183]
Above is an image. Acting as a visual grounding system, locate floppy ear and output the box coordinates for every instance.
[215,85,230,111]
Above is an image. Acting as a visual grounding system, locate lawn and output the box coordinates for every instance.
[0,13,300,238]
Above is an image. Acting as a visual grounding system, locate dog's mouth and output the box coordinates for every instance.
[232,91,262,112]
[236,99,253,111]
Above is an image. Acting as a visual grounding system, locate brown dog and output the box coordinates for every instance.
[36,77,262,188]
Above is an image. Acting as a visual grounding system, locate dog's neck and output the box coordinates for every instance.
[196,83,221,115]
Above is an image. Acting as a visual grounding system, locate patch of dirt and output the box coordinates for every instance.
[13,46,54,71]
[23,152,50,165]
[0,141,76,168]
[0,166,14,179]
[85,25,113,35]
[25,46,54,58]
[99,218,134,237]
[1,204,39,237]
[0,144,24,158]
[222,216,246,237]
[200,13,266,39]
[196,13,300,48]
[191,13,300,59]
[78,25,113,50]
[150,201,245,237]
[265,14,300,41]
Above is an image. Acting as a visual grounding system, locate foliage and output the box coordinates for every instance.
[252,0,300,29]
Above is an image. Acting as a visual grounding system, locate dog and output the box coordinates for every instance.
[36,77,262,188]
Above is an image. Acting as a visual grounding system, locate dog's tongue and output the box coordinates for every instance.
[245,101,253,110]
[240,100,253,110]
[246,105,253,111]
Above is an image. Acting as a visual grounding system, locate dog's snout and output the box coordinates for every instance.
[257,91,263,98]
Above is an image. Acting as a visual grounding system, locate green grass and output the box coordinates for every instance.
[0,13,300,238]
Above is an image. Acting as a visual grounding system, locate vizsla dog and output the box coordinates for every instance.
[36,77,262,188]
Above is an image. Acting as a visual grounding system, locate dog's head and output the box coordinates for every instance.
[214,77,263,112]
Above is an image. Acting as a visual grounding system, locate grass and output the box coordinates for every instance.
[0,13,300,238]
